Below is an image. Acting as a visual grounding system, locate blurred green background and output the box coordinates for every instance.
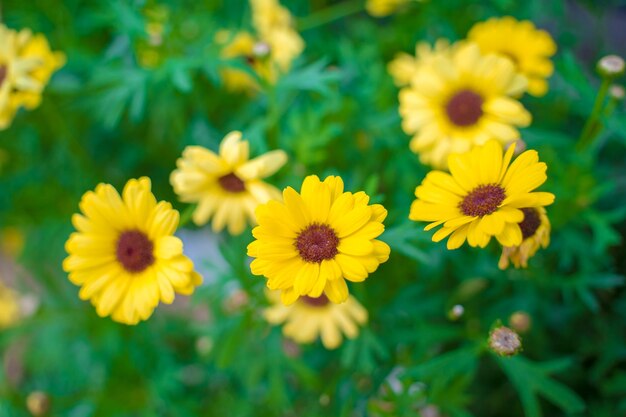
[1,0,626,416]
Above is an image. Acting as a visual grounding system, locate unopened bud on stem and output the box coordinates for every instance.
[597,55,625,79]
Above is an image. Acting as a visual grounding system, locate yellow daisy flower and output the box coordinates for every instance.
[388,39,451,87]
[218,0,303,92]
[248,175,390,305]
[63,177,202,325]
[0,281,20,329]
[468,16,557,97]
[170,131,287,235]
[263,291,367,349]
[0,24,65,129]
[409,140,555,250]
[498,206,550,269]
[399,42,531,169]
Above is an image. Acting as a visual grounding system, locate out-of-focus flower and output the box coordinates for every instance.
[366,0,411,17]
[135,4,169,68]
[508,311,532,333]
[0,24,65,130]
[409,140,555,249]
[170,131,287,235]
[488,325,522,356]
[264,291,367,349]
[248,175,390,305]
[0,281,20,329]
[388,39,451,87]
[26,391,50,417]
[498,207,550,269]
[597,54,625,79]
[218,0,303,91]
[63,177,202,325]
[1,227,25,258]
[399,42,530,169]
[468,17,556,97]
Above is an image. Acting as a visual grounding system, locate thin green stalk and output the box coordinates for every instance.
[577,77,611,150]
[297,0,364,32]
[178,204,197,228]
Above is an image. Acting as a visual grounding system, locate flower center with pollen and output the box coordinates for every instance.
[300,293,330,307]
[519,208,541,239]
[295,223,339,263]
[460,184,506,217]
[116,230,155,273]
[446,89,484,127]
[218,173,246,193]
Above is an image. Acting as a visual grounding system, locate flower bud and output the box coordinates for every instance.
[488,326,522,356]
[508,311,531,333]
[195,336,213,357]
[447,304,464,320]
[223,289,249,314]
[26,391,50,417]
[597,55,625,78]
[609,84,625,101]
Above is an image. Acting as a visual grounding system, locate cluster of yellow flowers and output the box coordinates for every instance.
[394,17,556,169]
[57,13,557,350]
[216,0,304,92]
[392,16,556,272]
[0,24,65,129]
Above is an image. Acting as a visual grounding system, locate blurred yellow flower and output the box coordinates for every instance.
[366,0,410,17]
[0,24,65,129]
[468,17,556,97]
[399,42,530,169]
[409,140,554,250]
[264,291,367,349]
[1,227,25,258]
[170,131,287,235]
[63,177,202,325]
[218,0,304,91]
[248,175,390,306]
[0,281,20,329]
[388,39,451,87]
[499,206,551,269]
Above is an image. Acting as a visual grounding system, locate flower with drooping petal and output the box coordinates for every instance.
[170,131,287,235]
[409,140,554,250]
[248,175,390,305]
[468,16,557,97]
[399,42,531,169]
[499,206,551,269]
[63,177,202,325]
[264,291,367,349]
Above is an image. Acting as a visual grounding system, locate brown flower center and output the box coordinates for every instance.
[300,294,330,307]
[460,184,506,217]
[446,89,483,127]
[519,208,541,240]
[0,65,7,88]
[116,230,155,273]
[218,173,246,193]
[295,223,339,263]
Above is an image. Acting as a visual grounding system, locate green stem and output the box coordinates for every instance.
[178,204,197,228]
[577,77,611,150]
[297,0,364,32]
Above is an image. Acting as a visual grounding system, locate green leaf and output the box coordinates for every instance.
[497,356,585,417]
